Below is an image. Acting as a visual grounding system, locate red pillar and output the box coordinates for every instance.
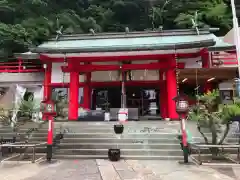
[166,68,178,120]
[201,49,210,68]
[203,83,213,93]
[201,49,212,93]
[68,62,79,120]
[43,63,52,101]
[83,62,91,109]
[159,71,167,119]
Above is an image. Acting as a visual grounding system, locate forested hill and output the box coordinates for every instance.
[0,0,232,57]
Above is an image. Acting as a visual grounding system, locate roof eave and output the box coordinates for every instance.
[208,45,236,52]
[32,39,215,54]
[48,28,219,41]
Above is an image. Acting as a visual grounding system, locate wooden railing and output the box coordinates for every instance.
[211,51,237,66]
[0,59,44,73]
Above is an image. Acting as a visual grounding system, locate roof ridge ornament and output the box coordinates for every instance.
[191,11,200,35]
[55,18,63,41]
[89,28,95,35]
[125,27,129,34]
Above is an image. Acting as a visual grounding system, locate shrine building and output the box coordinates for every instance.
[4,28,239,121]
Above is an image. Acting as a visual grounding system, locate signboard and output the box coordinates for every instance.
[220,90,234,104]
[77,109,105,121]
[118,108,128,122]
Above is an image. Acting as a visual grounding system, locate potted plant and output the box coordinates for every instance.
[108,114,125,161]
[108,122,124,161]
[108,148,121,161]
[114,124,124,134]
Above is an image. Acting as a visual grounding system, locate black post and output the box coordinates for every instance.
[181,117,189,163]
[182,145,189,163]
[46,144,53,162]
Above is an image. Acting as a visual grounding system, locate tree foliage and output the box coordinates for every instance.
[0,0,232,57]
[189,90,240,157]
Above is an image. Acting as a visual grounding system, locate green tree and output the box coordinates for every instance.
[0,0,233,58]
[189,90,240,158]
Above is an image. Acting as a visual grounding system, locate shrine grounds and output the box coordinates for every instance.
[0,159,239,180]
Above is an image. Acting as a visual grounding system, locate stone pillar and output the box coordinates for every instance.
[43,63,52,101]
[68,62,79,120]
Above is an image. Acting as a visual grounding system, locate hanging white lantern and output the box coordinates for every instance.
[108,71,112,81]
[144,69,147,79]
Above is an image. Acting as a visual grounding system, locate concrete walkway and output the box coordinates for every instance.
[0,159,239,180]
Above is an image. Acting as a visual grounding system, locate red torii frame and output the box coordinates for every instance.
[41,50,203,121]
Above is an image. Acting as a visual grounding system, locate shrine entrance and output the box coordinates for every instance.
[126,87,159,116]
[93,86,160,117]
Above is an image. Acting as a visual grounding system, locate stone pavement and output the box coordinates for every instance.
[0,159,239,180]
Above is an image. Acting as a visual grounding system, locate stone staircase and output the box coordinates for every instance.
[51,121,184,160]
[0,122,59,155]
[0,121,239,160]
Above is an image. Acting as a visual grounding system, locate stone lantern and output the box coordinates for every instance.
[173,94,189,117]
[173,94,190,163]
[41,100,57,117]
[41,100,57,162]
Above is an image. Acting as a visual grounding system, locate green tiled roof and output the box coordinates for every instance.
[208,34,235,51]
[32,29,225,53]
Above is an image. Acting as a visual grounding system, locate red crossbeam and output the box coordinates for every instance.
[40,52,200,62]
[0,61,35,65]
[212,52,237,65]
[0,59,44,73]
[61,62,185,72]
[50,80,163,88]
[0,69,44,73]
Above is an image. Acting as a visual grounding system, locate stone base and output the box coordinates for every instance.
[164,118,180,121]
[178,161,195,165]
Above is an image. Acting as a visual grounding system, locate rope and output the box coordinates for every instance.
[62,54,67,87]
[174,48,180,95]
[195,69,200,104]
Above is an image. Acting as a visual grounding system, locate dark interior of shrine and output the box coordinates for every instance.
[92,84,205,116]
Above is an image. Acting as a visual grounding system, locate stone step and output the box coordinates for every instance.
[192,137,240,143]
[55,121,178,126]
[58,143,180,149]
[25,146,240,157]
[62,133,177,139]
[0,129,48,134]
[60,137,180,144]
[55,149,182,156]
[52,154,183,160]
[20,122,179,130]
[62,127,178,133]
[0,133,48,138]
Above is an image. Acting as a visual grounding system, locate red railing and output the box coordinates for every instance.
[0,59,44,73]
[211,51,237,66]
